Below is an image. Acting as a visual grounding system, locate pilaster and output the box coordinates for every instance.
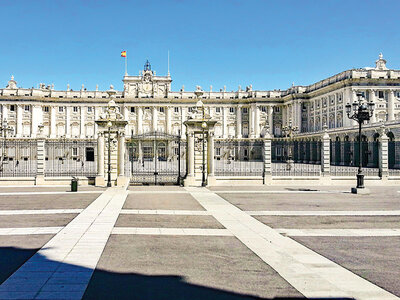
[137,106,143,134]
[16,105,23,138]
[388,89,395,121]
[80,107,85,139]
[207,131,216,185]
[50,106,56,138]
[321,128,331,176]
[152,106,158,132]
[95,132,105,186]
[65,106,71,138]
[236,106,242,138]
[379,128,389,179]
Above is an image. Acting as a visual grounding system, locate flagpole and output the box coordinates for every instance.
[125,53,128,76]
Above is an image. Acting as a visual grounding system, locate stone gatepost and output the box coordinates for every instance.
[95,86,128,187]
[321,126,331,179]
[379,125,389,180]
[183,97,217,187]
[263,127,272,185]
[35,124,46,185]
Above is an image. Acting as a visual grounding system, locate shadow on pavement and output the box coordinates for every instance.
[0,246,355,300]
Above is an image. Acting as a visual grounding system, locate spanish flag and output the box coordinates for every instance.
[121,51,127,57]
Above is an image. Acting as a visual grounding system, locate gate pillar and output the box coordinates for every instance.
[95,86,128,187]
[183,98,217,187]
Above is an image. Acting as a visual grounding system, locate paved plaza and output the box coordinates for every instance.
[0,185,398,299]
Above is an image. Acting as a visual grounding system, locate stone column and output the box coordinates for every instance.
[370,90,376,123]
[117,131,128,186]
[137,106,143,134]
[65,106,71,138]
[94,107,100,138]
[123,106,129,136]
[181,107,187,138]
[207,131,216,185]
[223,107,228,138]
[263,129,272,184]
[282,105,287,128]
[166,106,172,134]
[152,106,158,132]
[321,128,331,178]
[249,105,255,138]
[80,107,85,138]
[187,132,195,177]
[35,137,46,185]
[50,106,56,138]
[267,106,274,136]
[2,105,8,124]
[16,105,23,138]
[388,89,395,121]
[236,106,242,138]
[31,105,41,138]
[255,105,260,137]
[95,132,105,186]
[379,129,389,179]
[297,101,302,132]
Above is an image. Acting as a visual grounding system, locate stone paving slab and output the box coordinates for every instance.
[0,227,62,235]
[0,209,83,215]
[115,214,224,229]
[248,210,400,216]
[120,209,211,215]
[219,189,400,211]
[188,187,399,300]
[112,228,233,236]
[0,214,77,228]
[209,185,352,192]
[0,186,106,193]
[0,235,55,284]
[0,193,101,210]
[292,236,400,297]
[124,193,205,210]
[0,187,128,300]
[277,228,400,236]
[255,215,400,229]
[129,186,186,192]
[83,235,303,299]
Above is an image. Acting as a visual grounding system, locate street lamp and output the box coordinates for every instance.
[107,120,112,187]
[282,119,298,169]
[345,92,375,189]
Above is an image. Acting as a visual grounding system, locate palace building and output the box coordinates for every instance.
[1,54,400,141]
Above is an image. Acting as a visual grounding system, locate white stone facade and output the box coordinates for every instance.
[1,54,400,139]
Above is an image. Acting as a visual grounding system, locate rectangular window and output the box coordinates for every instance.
[72,147,78,156]
[59,107,64,113]
[261,106,266,112]
[85,147,95,161]
[43,106,49,113]
[378,91,384,99]
[174,107,179,113]
[274,107,280,112]
[130,107,135,113]
[188,107,193,112]
[159,107,164,113]
[9,105,15,112]
[242,108,248,114]
[215,107,221,113]
[145,107,150,110]
[87,107,93,113]
[229,107,235,113]
[24,105,30,112]
[73,107,78,113]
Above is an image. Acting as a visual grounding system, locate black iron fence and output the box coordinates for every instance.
[330,141,380,176]
[388,141,400,176]
[214,140,264,176]
[45,140,97,177]
[271,140,321,176]
[0,139,37,177]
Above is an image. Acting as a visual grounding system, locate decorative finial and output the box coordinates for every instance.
[375,53,388,70]
[11,75,14,81]
[67,84,70,91]
[379,53,383,60]
[210,85,212,92]
[144,60,151,71]
[96,84,99,91]
[81,84,84,91]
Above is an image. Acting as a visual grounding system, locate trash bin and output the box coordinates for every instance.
[71,177,78,192]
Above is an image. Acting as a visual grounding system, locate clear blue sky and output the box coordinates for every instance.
[1,0,399,92]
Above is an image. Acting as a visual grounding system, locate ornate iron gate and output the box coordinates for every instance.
[125,132,186,185]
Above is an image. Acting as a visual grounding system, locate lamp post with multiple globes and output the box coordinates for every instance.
[345,92,375,189]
